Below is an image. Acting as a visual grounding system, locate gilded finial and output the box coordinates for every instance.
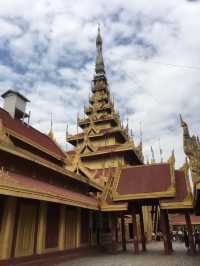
[76,112,79,135]
[126,117,129,132]
[159,139,163,163]
[171,149,175,164]
[168,149,175,166]
[167,149,175,177]
[66,124,69,136]
[48,112,54,139]
[179,113,190,137]
[130,129,133,137]
[185,157,190,177]
[139,121,143,145]
[150,146,155,164]
[95,23,105,75]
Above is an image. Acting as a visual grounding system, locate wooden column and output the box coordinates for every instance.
[111,213,117,253]
[132,207,139,254]
[0,197,17,260]
[166,210,173,253]
[58,205,66,251]
[89,211,93,245]
[185,212,196,255]
[115,217,118,243]
[36,202,47,254]
[33,204,40,254]
[121,214,126,251]
[76,208,81,248]
[139,206,146,252]
[160,210,172,255]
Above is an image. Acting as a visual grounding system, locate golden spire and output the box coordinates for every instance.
[139,121,143,146]
[48,112,54,140]
[168,150,176,177]
[159,139,163,163]
[180,113,190,137]
[150,146,156,164]
[95,24,105,75]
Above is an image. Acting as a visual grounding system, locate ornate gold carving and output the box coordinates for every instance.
[0,140,103,191]
[0,171,98,210]
[6,127,64,161]
[180,115,200,184]
[167,150,175,181]
[0,119,13,146]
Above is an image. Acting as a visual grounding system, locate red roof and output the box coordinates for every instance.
[161,170,188,204]
[0,171,98,209]
[0,107,65,159]
[170,214,200,225]
[116,164,173,197]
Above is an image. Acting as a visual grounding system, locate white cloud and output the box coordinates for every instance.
[0,0,199,168]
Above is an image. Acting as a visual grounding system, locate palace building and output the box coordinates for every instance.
[0,27,199,265]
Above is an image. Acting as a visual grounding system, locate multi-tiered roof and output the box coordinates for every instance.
[66,27,143,180]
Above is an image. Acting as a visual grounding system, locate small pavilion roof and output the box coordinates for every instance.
[0,169,98,210]
[0,107,65,160]
[99,170,128,212]
[112,163,175,201]
[170,214,200,225]
[160,170,193,211]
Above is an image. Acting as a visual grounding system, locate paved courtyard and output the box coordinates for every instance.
[57,242,200,266]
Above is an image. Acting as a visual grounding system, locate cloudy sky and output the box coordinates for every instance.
[0,0,200,167]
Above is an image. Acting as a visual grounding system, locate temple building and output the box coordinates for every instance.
[0,27,199,265]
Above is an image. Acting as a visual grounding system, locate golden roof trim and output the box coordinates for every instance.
[0,171,98,210]
[0,141,103,191]
[100,203,128,211]
[6,128,64,161]
[112,185,176,201]
[160,200,193,210]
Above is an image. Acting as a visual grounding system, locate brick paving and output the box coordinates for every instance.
[56,242,200,266]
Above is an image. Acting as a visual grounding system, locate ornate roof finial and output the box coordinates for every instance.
[48,112,54,140]
[95,24,105,75]
[150,146,155,164]
[66,124,69,136]
[126,117,129,133]
[179,113,190,137]
[139,121,143,145]
[159,138,163,163]
[168,149,175,166]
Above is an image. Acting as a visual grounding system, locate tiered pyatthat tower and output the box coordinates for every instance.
[66,26,143,185]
